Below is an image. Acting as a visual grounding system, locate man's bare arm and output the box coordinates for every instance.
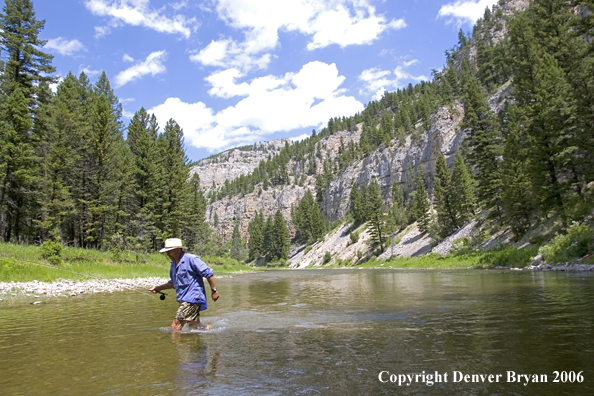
[149,281,174,293]
[207,276,219,301]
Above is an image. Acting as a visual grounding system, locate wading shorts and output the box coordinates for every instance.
[175,301,201,322]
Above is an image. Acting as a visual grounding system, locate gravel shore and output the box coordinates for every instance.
[521,263,594,271]
[0,277,169,302]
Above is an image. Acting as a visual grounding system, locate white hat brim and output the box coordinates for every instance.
[159,246,187,253]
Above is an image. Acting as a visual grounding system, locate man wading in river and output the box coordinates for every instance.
[150,238,219,331]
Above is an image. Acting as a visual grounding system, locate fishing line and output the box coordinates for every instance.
[0,256,168,300]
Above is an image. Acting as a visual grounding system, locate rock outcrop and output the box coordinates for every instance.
[322,101,465,222]
[191,138,290,190]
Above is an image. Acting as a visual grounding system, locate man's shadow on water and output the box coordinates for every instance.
[171,332,220,392]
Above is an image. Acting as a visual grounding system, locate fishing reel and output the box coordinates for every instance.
[158,292,167,300]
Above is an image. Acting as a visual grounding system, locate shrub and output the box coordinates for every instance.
[304,245,312,255]
[41,241,63,266]
[349,231,359,244]
[335,258,353,266]
[449,237,473,256]
[539,222,594,263]
[323,251,332,264]
[479,246,538,268]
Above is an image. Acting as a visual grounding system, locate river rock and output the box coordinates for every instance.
[530,254,544,267]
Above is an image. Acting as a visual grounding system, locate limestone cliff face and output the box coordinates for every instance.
[205,184,313,241]
[190,138,290,190]
[322,101,465,222]
[198,101,466,241]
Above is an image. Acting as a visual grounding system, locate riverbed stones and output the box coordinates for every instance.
[0,277,169,301]
[525,263,594,271]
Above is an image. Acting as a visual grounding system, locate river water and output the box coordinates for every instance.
[1,269,593,395]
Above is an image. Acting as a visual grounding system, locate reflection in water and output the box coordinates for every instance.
[0,270,593,395]
[172,333,219,394]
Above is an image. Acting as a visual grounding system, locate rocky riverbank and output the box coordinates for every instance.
[521,263,594,271]
[0,277,169,303]
[513,254,594,271]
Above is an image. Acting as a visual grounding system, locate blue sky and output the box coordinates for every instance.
[34,0,497,162]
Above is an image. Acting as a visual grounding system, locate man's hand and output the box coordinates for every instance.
[150,281,173,293]
[212,290,219,301]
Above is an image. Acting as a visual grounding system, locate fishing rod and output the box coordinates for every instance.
[0,256,168,300]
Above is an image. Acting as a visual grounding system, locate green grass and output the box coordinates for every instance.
[327,246,539,270]
[0,243,258,283]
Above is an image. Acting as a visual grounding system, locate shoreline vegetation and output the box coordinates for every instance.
[2,242,593,306]
[0,243,256,305]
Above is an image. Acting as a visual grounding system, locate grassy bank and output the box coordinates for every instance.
[0,243,258,283]
[329,246,541,270]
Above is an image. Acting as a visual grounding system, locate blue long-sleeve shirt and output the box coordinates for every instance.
[169,253,214,310]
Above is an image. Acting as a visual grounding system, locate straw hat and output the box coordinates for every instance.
[159,238,187,253]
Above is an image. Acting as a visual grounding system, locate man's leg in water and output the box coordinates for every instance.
[171,318,185,331]
[187,319,211,330]
[173,302,210,330]
[171,318,211,331]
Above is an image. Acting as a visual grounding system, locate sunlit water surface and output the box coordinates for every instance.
[1,269,593,395]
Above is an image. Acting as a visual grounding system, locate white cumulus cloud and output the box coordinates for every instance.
[45,37,87,56]
[191,0,405,72]
[359,59,428,98]
[148,61,364,152]
[114,50,167,88]
[94,25,111,38]
[84,0,197,38]
[190,39,272,72]
[438,0,495,26]
[79,65,102,77]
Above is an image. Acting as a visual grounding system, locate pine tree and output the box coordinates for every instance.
[410,165,431,233]
[386,182,407,233]
[0,0,55,104]
[262,215,273,260]
[159,119,191,241]
[499,104,535,237]
[270,210,290,261]
[380,112,394,145]
[230,222,247,262]
[445,66,459,97]
[0,85,38,241]
[185,173,210,254]
[438,73,454,104]
[366,179,387,251]
[0,0,54,241]
[35,81,71,242]
[433,154,459,236]
[462,74,504,219]
[525,53,576,218]
[41,74,86,245]
[449,154,477,226]
[293,189,325,244]
[82,92,121,249]
[248,211,264,261]
[127,108,163,250]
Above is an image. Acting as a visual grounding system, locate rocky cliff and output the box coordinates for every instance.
[198,100,466,241]
[191,138,290,190]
